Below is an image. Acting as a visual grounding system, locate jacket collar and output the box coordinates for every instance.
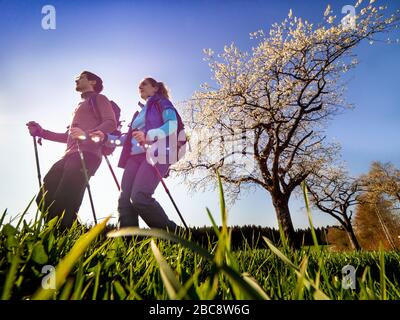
[138,93,162,109]
[147,93,162,105]
[81,91,97,100]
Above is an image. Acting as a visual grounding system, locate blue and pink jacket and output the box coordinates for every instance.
[109,93,178,168]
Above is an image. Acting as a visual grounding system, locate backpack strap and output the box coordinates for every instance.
[88,94,101,122]
[155,100,180,123]
[130,111,140,127]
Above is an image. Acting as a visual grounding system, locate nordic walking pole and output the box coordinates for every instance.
[103,153,121,191]
[137,138,189,230]
[32,136,42,188]
[151,162,189,230]
[89,132,121,192]
[77,140,98,225]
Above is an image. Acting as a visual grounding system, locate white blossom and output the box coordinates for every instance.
[172,1,399,208]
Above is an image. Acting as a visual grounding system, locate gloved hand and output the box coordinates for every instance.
[26,121,44,137]
[132,130,146,144]
[69,127,87,140]
[89,130,105,143]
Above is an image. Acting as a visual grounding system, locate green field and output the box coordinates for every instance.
[1,176,399,300]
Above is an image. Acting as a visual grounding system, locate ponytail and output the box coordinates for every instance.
[144,77,170,99]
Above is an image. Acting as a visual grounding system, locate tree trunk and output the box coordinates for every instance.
[344,224,362,251]
[272,196,298,249]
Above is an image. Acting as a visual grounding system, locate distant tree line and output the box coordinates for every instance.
[189,225,330,250]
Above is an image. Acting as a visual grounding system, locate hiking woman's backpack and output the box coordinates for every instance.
[155,101,188,162]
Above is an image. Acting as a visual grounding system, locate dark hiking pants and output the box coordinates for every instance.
[118,153,177,230]
[36,151,101,228]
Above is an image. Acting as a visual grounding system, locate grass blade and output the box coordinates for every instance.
[1,251,20,300]
[150,240,183,299]
[32,215,111,300]
[220,265,268,300]
[0,209,7,227]
[301,181,319,249]
[263,236,299,271]
[379,245,386,300]
[107,227,213,261]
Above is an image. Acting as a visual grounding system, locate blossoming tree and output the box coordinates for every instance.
[174,1,399,247]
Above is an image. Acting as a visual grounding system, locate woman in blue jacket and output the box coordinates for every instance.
[92,78,180,230]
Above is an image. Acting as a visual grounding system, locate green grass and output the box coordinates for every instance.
[1,174,400,300]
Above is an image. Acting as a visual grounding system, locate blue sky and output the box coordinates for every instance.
[0,0,399,229]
